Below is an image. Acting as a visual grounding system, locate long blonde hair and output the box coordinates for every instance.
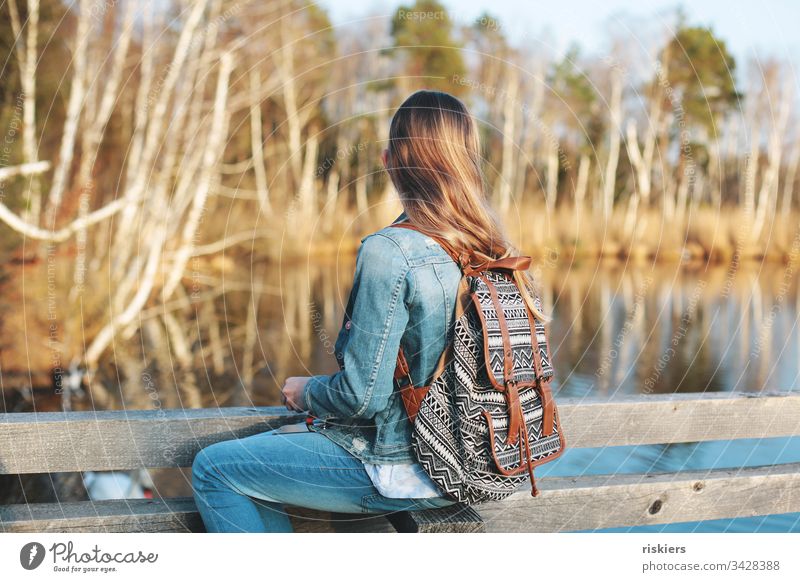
[385,89,549,323]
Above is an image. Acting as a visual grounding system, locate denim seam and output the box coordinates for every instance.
[304,380,313,412]
[360,493,385,513]
[206,459,367,472]
[432,261,450,342]
[407,262,418,305]
[372,232,411,264]
[373,431,411,453]
[360,493,452,513]
[408,256,456,267]
[356,261,409,418]
[377,227,454,267]
[311,423,416,464]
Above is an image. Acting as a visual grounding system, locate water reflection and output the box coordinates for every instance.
[3,255,797,407]
[546,261,800,397]
[270,259,800,400]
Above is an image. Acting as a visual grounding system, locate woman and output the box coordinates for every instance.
[191,89,547,532]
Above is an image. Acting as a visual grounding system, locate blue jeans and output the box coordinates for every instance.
[191,426,456,532]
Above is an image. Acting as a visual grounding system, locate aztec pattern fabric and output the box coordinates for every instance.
[410,271,566,504]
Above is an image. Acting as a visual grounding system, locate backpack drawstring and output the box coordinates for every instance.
[520,422,539,497]
[509,382,540,497]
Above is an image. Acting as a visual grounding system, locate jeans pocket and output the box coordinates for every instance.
[360,493,389,513]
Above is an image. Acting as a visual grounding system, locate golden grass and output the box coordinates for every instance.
[252,200,799,264]
[506,203,799,264]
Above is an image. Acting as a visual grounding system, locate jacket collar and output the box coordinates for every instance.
[392,210,409,225]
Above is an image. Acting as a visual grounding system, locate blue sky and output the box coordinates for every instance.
[314,0,799,70]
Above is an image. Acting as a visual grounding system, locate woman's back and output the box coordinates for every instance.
[302,213,462,463]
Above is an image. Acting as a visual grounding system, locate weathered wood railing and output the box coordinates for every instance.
[2,391,799,532]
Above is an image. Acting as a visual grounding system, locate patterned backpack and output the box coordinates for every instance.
[391,222,567,504]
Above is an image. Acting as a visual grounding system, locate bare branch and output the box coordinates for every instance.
[17,0,42,224]
[6,0,26,65]
[162,50,235,299]
[0,197,124,242]
[112,0,211,256]
[249,67,272,214]
[83,221,166,368]
[165,228,276,258]
[0,161,50,182]
[45,0,92,222]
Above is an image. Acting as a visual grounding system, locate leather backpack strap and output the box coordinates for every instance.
[527,303,555,437]
[389,219,532,425]
[474,273,524,446]
[390,221,473,423]
[539,317,557,436]
[391,220,461,423]
[394,347,428,423]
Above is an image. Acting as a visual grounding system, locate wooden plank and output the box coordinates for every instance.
[388,503,485,533]
[1,391,798,474]
[0,498,395,533]
[319,512,397,533]
[476,461,800,532]
[0,498,203,533]
[5,461,798,533]
[558,391,800,448]
[0,407,306,474]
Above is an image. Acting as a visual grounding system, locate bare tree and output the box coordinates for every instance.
[751,63,793,243]
[602,63,623,220]
[249,67,272,214]
[7,0,41,224]
[497,65,519,214]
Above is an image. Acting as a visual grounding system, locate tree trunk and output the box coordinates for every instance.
[10,0,42,225]
[162,51,234,299]
[498,66,519,213]
[752,74,792,243]
[249,67,272,214]
[545,139,558,214]
[574,154,590,207]
[780,138,800,215]
[45,0,92,226]
[602,67,623,220]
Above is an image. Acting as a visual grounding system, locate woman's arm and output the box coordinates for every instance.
[298,232,413,420]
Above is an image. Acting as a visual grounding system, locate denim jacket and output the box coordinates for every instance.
[302,213,461,463]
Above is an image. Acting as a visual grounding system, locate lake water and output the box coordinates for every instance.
[2,256,798,531]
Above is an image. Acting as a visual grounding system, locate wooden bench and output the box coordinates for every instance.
[2,391,799,532]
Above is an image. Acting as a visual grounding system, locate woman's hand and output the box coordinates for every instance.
[280,376,310,412]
